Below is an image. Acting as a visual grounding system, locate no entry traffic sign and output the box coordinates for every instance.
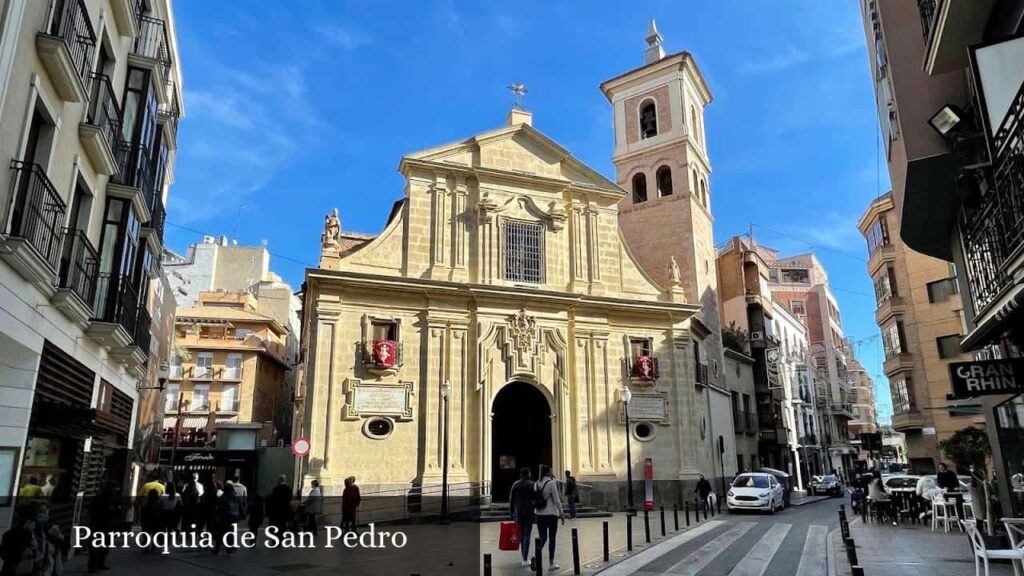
[292,437,311,457]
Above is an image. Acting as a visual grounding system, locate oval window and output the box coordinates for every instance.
[364,417,394,439]
[634,422,655,441]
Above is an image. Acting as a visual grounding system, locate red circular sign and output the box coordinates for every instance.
[291,437,311,457]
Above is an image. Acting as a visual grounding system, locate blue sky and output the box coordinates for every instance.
[166,1,894,422]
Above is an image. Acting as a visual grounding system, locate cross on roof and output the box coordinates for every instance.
[507,83,528,109]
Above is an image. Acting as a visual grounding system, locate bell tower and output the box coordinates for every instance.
[600,21,723,389]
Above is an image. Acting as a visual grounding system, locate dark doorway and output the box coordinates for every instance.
[492,382,552,501]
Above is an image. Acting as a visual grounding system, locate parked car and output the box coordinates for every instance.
[882,474,921,495]
[727,472,785,514]
[758,467,792,507]
[809,474,842,496]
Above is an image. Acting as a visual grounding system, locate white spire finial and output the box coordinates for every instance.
[644,18,666,64]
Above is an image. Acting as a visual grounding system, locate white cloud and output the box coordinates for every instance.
[738,47,811,75]
[314,23,371,52]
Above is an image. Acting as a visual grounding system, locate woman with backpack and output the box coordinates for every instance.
[533,465,564,570]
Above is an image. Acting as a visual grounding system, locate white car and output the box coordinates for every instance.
[727,473,785,514]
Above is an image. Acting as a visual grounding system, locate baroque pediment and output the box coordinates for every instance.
[402,123,622,194]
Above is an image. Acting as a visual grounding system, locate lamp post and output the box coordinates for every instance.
[620,386,635,514]
[440,379,452,524]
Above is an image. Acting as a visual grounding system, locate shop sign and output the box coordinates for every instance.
[183,452,215,462]
[948,358,1024,399]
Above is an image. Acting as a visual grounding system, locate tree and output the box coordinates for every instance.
[939,427,991,473]
[721,322,748,354]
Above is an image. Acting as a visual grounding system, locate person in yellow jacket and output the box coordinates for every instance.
[141,474,165,498]
[17,476,42,497]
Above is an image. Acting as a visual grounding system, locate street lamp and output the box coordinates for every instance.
[620,386,635,514]
[440,379,452,524]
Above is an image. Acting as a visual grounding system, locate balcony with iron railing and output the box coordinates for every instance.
[3,162,67,288]
[218,394,240,413]
[960,78,1024,328]
[219,366,243,381]
[158,81,180,139]
[36,0,95,102]
[53,227,98,323]
[131,13,171,104]
[917,0,939,40]
[134,305,152,357]
[190,366,214,381]
[92,273,139,338]
[695,362,709,387]
[80,73,123,175]
[168,365,183,380]
[110,141,155,202]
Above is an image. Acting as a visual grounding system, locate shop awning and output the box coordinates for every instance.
[161,415,238,429]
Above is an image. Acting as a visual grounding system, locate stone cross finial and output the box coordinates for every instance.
[322,208,341,247]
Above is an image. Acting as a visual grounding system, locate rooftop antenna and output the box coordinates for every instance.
[233,204,245,243]
[507,83,528,110]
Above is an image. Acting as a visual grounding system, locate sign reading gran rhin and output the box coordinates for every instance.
[948,358,1024,399]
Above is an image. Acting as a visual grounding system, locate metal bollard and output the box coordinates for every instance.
[483,554,492,576]
[673,504,679,531]
[845,537,859,567]
[603,521,610,562]
[627,513,634,551]
[571,528,581,575]
[717,494,722,515]
[685,501,691,526]
[851,566,865,576]
[660,506,666,536]
[536,537,544,575]
[644,509,651,543]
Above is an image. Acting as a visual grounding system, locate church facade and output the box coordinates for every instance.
[296,31,726,510]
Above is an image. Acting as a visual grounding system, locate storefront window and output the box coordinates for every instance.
[995,396,1024,516]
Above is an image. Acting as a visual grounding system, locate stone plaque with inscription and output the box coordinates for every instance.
[622,392,669,424]
[342,379,414,420]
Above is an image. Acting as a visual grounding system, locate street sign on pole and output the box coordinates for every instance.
[291,437,311,457]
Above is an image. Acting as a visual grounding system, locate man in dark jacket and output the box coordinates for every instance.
[937,463,960,492]
[696,474,713,511]
[267,475,294,530]
[509,468,535,568]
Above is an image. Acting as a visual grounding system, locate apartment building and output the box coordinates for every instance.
[724,348,759,473]
[772,299,822,490]
[162,291,290,484]
[857,192,979,474]
[859,3,1024,513]
[764,250,858,479]
[846,358,880,470]
[0,0,181,527]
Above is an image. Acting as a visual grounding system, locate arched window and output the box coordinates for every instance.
[656,166,673,197]
[639,101,658,139]
[692,170,699,196]
[632,172,648,204]
[700,179,708,207]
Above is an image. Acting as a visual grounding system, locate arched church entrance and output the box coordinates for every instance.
[491,381,552,501]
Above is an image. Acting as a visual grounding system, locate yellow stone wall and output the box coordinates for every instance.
[302,122,712,503]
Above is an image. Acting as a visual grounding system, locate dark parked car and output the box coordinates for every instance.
[809,474,842,496]
[758,467,792,507]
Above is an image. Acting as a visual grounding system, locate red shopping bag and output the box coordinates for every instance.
[498,521,521,551]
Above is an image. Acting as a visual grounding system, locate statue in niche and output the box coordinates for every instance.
[322,208,341,247]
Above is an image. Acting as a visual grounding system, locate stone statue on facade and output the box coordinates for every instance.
[322,208,341,247]
[668,255,681,286]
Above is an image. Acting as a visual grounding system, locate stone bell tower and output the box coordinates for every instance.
[600,20,725,391]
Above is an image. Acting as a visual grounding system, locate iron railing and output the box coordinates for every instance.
[918,0,939,40]
[961,79,1024,317]
[44,0,96,86]
[134,305,152,356]
[85,73,123,154]
[7,161,67,273]
[93,273,139,338]
[695,362,709,386]
[627,355,660,381]
[158,81,180,137]
[57,227,98,307]
[190,366,213,380]
[144,191,165,239]
[111,141,155,200]
[220,366,242,381]
[133,14,170,73]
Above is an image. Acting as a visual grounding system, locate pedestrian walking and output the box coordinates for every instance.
[247,494,265,532]
[87,481,121,573]
[140,490,162,553]
[564,470,578,519]
[159,484,183,532]
[533,465,564,571]
[231,475,248,513]
[0,506,34,576]
[212,485,242,555]
[696,474,713,511]
[304,480,323,535]
[267,475,294,531]
[181,479,200,532]
[341,477,361,534]
[509,468,535,567]
[28,505,63,576]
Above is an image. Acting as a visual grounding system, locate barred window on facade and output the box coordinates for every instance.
[504,219,545,283]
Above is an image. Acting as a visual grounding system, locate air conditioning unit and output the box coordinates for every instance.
[750,331,764,341]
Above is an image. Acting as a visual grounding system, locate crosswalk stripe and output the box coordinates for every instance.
[727,523,792,576]
[665,522,756,575]
[597,520,725,576]
[795,525,828,576]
